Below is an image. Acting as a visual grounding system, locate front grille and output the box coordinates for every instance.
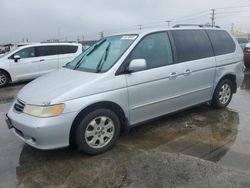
[14,99,25,112]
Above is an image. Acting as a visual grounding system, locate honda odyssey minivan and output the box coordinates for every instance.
[0,43,82,87]
[6,26,245,154]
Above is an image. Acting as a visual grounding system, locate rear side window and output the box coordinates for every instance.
[35,46,58,57]
[170,30,214,63]
[58,45,78,54]
[206,30,236,56]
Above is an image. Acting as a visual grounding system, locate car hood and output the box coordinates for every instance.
[17,68,104,105]
[246,43,250,48]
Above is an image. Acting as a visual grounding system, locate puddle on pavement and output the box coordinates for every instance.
[119,106,239,163]
[12,106,245,187]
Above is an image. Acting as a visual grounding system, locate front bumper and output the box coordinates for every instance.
[6,105,77,150]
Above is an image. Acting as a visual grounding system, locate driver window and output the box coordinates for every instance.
[130,32,173,70]
[13,47,35,59]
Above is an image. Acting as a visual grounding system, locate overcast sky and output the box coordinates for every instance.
[0,0,250,44]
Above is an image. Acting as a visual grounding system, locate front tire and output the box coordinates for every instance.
[211,79,233,108]
[0,70,10,88]
[75,109,120,155]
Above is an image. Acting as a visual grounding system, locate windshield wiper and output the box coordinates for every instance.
[96,42,111,73]
[74,55,87,70]
[73,39,107,70]
[87,39,107,57]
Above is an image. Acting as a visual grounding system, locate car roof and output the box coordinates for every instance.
[20,42,82,48]
[111,26,224,37]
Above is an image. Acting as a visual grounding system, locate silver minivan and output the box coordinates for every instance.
[6,26,245,154]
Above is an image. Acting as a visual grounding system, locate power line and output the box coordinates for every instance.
[66,5,250,41]
[215,5,250,10]
[216,10,250,14]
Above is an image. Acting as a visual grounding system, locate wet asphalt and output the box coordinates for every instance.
[0,71,250,187]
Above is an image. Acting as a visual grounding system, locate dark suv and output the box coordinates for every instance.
[244,43,250,68]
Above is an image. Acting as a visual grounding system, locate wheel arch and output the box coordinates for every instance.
[0,68,12,81]
[69,101,128,145]
[216,74,237,93]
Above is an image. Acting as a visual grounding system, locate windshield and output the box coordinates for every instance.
[65,35,137,73]
[0,48,16,58]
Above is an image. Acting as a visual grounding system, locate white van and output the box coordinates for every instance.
[0,43,82,87]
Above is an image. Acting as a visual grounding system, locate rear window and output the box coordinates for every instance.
[170,30,214,63]
[206,30,236,56]
[35,46,58,56]
[58,45,78,54]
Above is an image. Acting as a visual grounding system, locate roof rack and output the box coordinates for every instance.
[172,24,220,28]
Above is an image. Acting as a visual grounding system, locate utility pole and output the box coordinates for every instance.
[165,20,172,28]
[81,34,84,43]
[77,36,80,43]
[138,24,142,30]
[211,9,215,27]
[231,23,235,34]
[99,31,104,39]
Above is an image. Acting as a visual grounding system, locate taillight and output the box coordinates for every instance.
[244,52,250,56]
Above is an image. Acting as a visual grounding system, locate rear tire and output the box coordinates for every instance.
[0,70,10,88]
[211,79,233,109]
[75,109,120,155]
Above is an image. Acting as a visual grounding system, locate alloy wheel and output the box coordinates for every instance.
[85,116,115,149]
[0,73,7,86]
[218,83,231,105]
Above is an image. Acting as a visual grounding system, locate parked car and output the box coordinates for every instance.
[0,43,82,87]
[6,27,245,154]
[244,43,250,68]
[236,37,249,50]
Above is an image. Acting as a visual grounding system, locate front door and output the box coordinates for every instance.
[9,46,41,81]
[125,32,188,125]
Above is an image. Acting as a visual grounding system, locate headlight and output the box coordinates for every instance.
[23,104,64,118]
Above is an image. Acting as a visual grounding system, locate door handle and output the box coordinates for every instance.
[169,72,178,80]
[40,59,45,62]
[183,69,191,76]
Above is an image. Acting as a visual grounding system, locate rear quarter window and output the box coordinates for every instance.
[58,45,78,54]
[170,30,214,63]
[206,30,236,56]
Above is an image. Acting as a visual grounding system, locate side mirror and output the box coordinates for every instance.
[128,59,147,73]
[14,55,21,62]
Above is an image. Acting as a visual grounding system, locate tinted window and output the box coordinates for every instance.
[206,30,236,56]
[35,46,58,56]
[12,47,35,59]
[170,30,214,63]
[59,45,78,54]
[130,32,173,70]
[237,38,249,44]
